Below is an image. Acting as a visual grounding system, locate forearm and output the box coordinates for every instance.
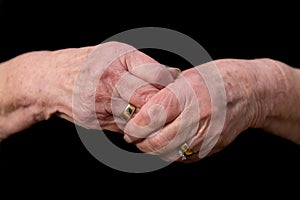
[214,58,300,144]
[0,46,93,140]
[259,60,300,143]
[0,51,52,139]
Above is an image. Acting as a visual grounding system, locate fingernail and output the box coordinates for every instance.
[168,67,181,78]
[173,68,181,74]
[124,134,133,143]
[169,67,181,74]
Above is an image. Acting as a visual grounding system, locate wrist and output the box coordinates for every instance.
[257,60,300,143]
[206,58,300,144]
[46,46,94,122]
[214,58,287,130]
[249,59,289,127]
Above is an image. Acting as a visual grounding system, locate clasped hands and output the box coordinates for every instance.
[73,41,270,163]
[1,41,290,163]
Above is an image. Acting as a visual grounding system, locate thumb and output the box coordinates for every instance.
[124,48,180,88]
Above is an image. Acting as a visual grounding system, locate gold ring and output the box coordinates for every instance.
[120,104,136,121]
[178,142,193,160]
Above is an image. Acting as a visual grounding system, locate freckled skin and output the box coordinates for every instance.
[0,48,93,138]
[0,42,178,140]
[1,41,300,164]
[125,58,300,163]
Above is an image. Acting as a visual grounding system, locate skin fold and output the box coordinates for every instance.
[0,41,178,140]
[124,58,300,163]
[1,41,300,164]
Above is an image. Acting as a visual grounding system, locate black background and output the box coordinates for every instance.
[0,0,300,193]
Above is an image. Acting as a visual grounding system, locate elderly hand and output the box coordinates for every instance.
[123,58,289,163]
[71,41,179,132]
[0,41,178,140]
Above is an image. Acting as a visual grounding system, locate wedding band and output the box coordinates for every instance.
[120,104,136,121]
[178,142,193,160]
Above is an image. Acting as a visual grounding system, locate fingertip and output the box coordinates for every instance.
[173,67,182,74]
[167,67,181,79]
[124,134,133,143]
[123,110,153,142]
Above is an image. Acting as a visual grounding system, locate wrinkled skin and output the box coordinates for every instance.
[124,58,293,163]
[71,42,178,132]
[1,41,300,164]
[0,41,178,140]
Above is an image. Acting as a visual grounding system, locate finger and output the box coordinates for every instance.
[135,112,209,162]
[112,117,127,133]
[135,117,200,163]
[123,102,169,143]
[100,116,125,133]
[135,118,182,154]
[124,50,180,87]
[158,138,201,163]
[110,97,137,131]
[114,72,159,108]
[134,115,195,154]
[124,88,181,142]
[111,97,133,117]
[130,63,181,89]
[167,67,181,79]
